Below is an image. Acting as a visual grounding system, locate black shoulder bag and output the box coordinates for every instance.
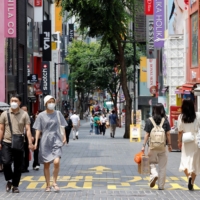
[7,110,24,151]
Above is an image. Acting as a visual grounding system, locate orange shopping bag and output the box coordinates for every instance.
[134,151,144,164]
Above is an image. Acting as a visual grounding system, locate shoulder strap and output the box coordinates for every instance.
[7,110,13,135]
[57,111,61,125]
[160,118,165,127]
[149,117,157,128]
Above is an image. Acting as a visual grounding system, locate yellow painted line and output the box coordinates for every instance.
[26,182,48,189]
[58,176,71,181]
[121,182,130,186]
[107,185,117,189]
[38,177,46,181]
[170,177,179,181]
[85,176,93,181]
[168,183,187,190]
[83,182,92,189]
[62,182,81,189]
[21,176,35,181]
[127,176,142,182]
[70,176,83,181]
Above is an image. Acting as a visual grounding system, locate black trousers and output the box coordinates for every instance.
[100,123,106,135]
[33,139,40,167]
[1,142,23,187]
[22,136,29,170]
[65,128,71,144]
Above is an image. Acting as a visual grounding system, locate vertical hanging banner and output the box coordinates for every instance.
[147,59,156,89]
[43,20,51,61]
[4,0,16,38]
[154,0,165,48]
[34,0,43,22]
[68,24,74,42]
[144,0,154,15]
[41,61,50,95]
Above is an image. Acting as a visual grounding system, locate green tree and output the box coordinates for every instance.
[66,41,97,118]
[57,0,142,138]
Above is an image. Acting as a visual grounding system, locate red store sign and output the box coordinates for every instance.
[34,0,42,7]
[144,0,154,15]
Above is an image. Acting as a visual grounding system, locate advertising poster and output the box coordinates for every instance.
[168,0,188,35]
[170,106,181,127]
[147,59,156,89]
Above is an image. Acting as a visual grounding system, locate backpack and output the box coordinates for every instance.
[149,117,166,151]
[66,119,73,128]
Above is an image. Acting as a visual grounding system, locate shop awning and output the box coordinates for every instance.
[182,84,194,94]
[175,87,183,94]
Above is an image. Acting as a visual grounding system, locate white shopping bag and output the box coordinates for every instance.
[196,130,200,148]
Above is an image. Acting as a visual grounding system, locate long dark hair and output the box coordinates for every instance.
[169,2,175,21]
[152,103,166,125]
[181,99,196,123]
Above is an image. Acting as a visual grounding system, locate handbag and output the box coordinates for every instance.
[7,110,24,151]
[182,132,195,143]
[56,111,65,141]
[134,151,144,164]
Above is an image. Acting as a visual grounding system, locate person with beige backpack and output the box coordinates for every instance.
[141,103,172,190]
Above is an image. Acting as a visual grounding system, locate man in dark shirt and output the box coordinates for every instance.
[109,110,118,138]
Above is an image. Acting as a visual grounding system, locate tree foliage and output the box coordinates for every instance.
[66,40,143,117]
[57,0,143,138]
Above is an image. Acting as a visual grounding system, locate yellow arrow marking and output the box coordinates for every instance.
[89,166,113,174]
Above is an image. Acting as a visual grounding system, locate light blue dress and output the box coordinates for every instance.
[33,111,67,164]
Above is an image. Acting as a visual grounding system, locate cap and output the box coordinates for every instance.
[44,95,55,106]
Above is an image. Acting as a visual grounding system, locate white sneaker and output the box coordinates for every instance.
[149,165,158,188]
[150,176,158,188]
[33,166,40,170]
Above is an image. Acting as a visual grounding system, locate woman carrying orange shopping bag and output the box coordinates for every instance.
[141,103,172,190]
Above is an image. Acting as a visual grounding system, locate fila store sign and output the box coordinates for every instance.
[43,20,51,61]
[41,62,50,94]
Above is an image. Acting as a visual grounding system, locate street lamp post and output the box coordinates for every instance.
[54,62,65,99]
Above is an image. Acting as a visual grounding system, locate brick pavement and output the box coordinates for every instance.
[0,120,199,199]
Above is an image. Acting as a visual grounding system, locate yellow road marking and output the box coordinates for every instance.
[170,177,179,181]
[127,176,142,182]
[168,183,187,190]
[83,182,92,189]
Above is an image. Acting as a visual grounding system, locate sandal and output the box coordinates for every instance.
[52,184,60,192]
[45,187,51,192]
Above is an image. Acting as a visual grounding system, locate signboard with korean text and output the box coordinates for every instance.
[147,59,156,89]
[4,0,16,38]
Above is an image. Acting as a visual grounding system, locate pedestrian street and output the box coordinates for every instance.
[0,121,200,199]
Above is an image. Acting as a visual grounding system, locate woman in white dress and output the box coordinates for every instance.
[178,99,200,190]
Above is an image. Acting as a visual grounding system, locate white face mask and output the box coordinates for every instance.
[10,102,19,109]
[47,103,56,110]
